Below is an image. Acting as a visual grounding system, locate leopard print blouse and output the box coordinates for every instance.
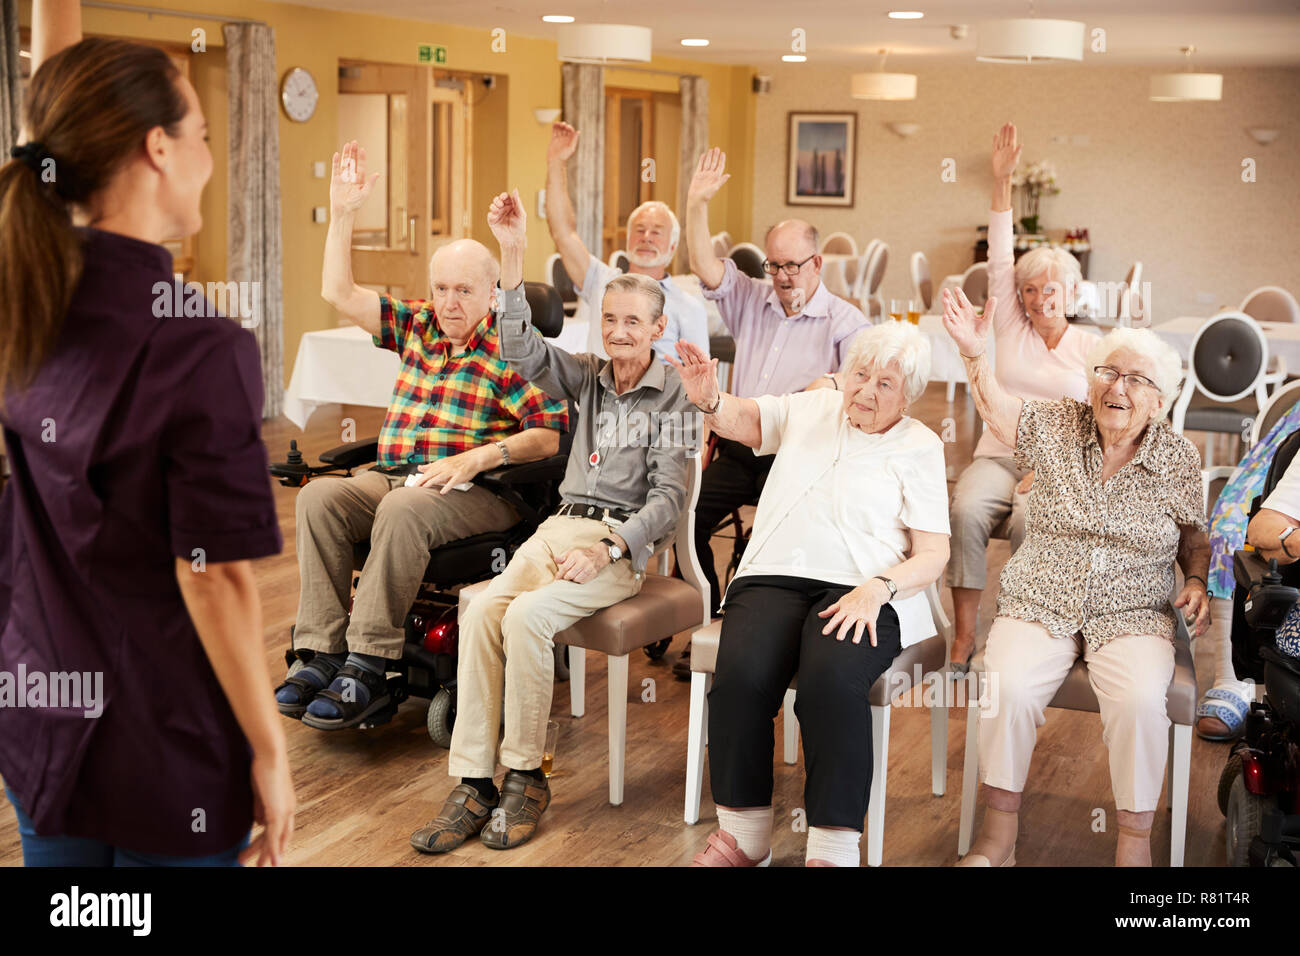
[995,398,1206,650]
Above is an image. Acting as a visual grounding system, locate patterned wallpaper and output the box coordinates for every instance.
[747,64,1300,323]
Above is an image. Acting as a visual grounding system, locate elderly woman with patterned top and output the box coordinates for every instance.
[946,122,1098,675]
[942,286,1211,868]
[667,322,951,868]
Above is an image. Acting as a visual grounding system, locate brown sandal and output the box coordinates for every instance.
[410,784,499,854]
[480,770,551,850]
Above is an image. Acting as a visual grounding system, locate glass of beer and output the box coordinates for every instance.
[542,720,560,777]
[888,298,903,322]
[907,299,922,324]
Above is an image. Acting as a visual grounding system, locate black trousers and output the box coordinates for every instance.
[707,575,903,830]
[694,437,776,615]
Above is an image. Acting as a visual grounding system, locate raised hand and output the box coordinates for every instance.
[992,122,1022,180]
[547,121,581,164]
[687,147,730,205]
[940,287,997,358]
[487,188,527,247]
[666,341,721,410]
[330,140,381,219]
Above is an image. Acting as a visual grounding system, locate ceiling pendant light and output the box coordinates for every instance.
[976,0,1083,63]
[1150,46,1223,102]
[557,23,652,64]
[850,49,917,100]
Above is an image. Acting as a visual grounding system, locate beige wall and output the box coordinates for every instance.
[750,63,1300,322]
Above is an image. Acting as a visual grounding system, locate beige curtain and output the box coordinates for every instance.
[0,0,20,158]
[561,62,605,255]
[224,23,284,419]
[676,75,709,273]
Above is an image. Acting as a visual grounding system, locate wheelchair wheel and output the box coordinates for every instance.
[554,643,570,681]
[1226,774,1268,866]
[427,687,455,749]
[1217,752,1243,817]
[644,638,671,661]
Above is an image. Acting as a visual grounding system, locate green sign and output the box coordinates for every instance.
[417,44,447,64]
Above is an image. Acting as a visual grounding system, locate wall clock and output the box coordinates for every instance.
[281,67,318,122]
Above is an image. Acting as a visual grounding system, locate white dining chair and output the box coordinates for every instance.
[911,251,933,312]
[710,231,733,258]
[849,239,881,301]
[608,249,630,273]
[819,231,858,257]
[858,242,889,320]
[1241,286,1300,324]
[960,262,988,308]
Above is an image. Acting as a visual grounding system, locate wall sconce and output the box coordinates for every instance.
[1246,127,1279,146]
[886,122,921,138]
[534,108,562,124]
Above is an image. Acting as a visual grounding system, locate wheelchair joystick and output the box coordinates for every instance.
[287,440,304,466]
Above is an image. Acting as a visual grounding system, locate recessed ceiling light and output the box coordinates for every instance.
[681,38,709,47]
[542,15,575,23]
[888,10,925,18]
[782,54,807,62]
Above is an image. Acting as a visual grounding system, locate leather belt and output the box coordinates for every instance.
[556,502,632,524]
[372,463,422,476]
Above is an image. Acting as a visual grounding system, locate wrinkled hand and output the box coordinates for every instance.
[414,447,492,494]
[687,147,730,205]
[1174,582,1212,638]
[1015,470,1035,495]
[547,121,580,164]
[666,341,721,410]
[238,751,294,867]
[992,122,1022,180]
[330,140,381,219]
[940,287,996,359]
[818,580,889,646]
[487,188,527,247]
[556,544,609,584]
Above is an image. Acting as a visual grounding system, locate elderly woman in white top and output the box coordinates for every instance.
[667,323,951,868]
[943,287,1211,867]
[947,122,1099,673]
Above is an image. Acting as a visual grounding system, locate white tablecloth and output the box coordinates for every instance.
[283,321,589,430]
[1153,315,1300,373]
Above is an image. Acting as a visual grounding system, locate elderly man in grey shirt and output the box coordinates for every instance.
[411,189,697,857]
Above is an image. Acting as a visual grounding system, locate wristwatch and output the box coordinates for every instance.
[872,575,897,600]
[600,537,624,562]
[1279,526,1297,558]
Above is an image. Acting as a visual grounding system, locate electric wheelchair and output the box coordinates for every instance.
[270,282,573,746]
[1220,426,1300,866]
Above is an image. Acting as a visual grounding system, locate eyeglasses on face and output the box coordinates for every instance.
[761,253,817,276]
[1094,365,1157,391]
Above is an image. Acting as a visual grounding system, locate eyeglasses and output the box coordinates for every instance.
[1094,365,1157,391]
[761,253,817,276]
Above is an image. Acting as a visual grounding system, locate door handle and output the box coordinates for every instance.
[409,215,418,254]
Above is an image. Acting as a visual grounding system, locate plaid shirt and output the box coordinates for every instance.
[373,294,568,467]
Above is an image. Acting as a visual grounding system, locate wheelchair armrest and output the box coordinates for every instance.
[1234,548,1273,591]
[475,454,568,491]
[319,438,379,469]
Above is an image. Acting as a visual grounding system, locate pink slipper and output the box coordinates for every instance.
[690,829,772,867]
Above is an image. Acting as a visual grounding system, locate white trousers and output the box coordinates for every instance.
[979,616,1175,813]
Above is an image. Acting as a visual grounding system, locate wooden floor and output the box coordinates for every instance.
[0,382,1234,867]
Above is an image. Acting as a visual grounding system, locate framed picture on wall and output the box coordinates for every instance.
[786,112,856,207]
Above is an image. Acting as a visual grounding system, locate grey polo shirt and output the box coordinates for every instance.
[497,283,698,571]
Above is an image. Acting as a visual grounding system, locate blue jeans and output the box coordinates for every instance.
[4,787,248,867]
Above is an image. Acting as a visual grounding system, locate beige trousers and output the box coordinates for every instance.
[946,456,1029,590]
[979,616,1175,813]
[293,469,519,659]
[449,515,644,777]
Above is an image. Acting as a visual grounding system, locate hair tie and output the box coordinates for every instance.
[10,141,54,175]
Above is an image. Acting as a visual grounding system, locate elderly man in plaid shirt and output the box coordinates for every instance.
[275,141,568,730]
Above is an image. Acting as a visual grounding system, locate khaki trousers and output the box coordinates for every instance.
[945,456,1028,590]
[449,515,644,777]
[293,469,519,659]
[979,616,1175,813]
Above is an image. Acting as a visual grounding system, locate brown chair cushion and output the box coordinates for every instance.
[554,575,704,658]
[1048,633,1197,725]
[689,620,948,705]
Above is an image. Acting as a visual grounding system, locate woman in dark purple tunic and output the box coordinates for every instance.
[0,4,293,866]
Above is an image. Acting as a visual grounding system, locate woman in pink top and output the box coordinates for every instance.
[947,123,1097,671]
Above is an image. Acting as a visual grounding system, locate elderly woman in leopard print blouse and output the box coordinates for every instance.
[942,287,1211,868]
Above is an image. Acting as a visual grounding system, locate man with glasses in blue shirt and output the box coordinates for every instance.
[678,147,869,673]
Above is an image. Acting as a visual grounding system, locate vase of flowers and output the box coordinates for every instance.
[1011,159,1061,235]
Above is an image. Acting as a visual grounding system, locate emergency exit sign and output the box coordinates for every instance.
[418,44,447,64]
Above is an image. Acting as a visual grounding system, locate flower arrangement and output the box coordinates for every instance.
[1010,159,1060,235]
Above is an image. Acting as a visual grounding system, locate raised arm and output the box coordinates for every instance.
[489,189,591,398]
[987,122,1024,336]
[666,341,761,448]
[321,141,382,336]
[685,148,730,290]
[941,287,1022,447]
[544,123,593,288]
[31,0,81,73]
